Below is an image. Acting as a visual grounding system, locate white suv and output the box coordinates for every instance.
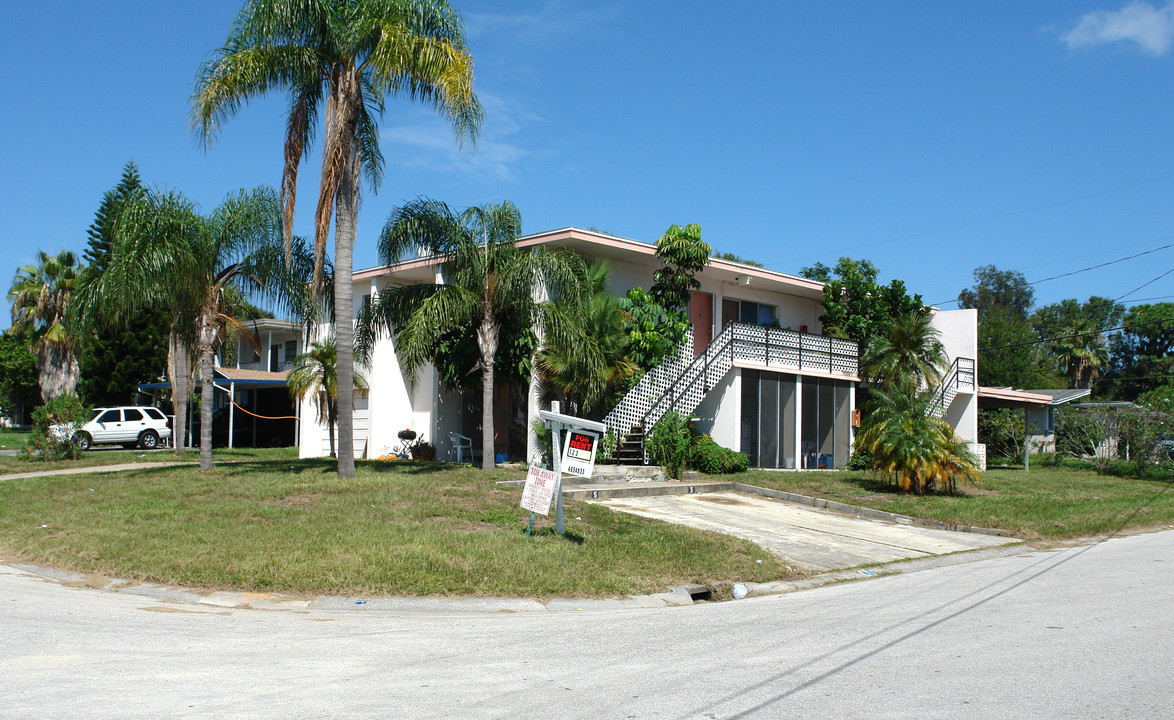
[71,406,173,451]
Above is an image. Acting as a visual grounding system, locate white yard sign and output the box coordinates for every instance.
[520,465,557,516]
[561,429,600,479]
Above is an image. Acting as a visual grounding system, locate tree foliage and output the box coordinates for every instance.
[9,250,84,401]
[618,287,689,369]
[1102,302,1174,400]
[650,223,710,313]
[811,257,928,352]
[958,265,1034,320]
[193,0,483,478]
[360,197,585,470]
[287,338,368,459]
[0,331,38,422]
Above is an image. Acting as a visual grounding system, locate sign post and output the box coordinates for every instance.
[535,402,607,536]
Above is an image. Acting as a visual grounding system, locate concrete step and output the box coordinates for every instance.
[562,480,735,500]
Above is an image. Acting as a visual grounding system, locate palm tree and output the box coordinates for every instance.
[360,198,585,470]
[287,338,368,458]
[192,0,482,478]
[857,386,980,495]
[8,250,83,401]
[535,260,636,417]
[1055,317,1108,390]
[860,310,945,392]
[74,186,310,471]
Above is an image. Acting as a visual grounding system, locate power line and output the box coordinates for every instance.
[933,237,1174,306]
[979,315,1174,352]
[771,171,1174,268]
[1115,266,1174,302]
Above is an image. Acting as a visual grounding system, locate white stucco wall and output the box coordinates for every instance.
[691,368,739,450]
[931,308,979,444]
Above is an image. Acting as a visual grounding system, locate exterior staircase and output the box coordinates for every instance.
[603,323,859,461]
[927,357,976,419]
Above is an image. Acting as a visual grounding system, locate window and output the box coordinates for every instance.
[735,300,776,326]
[98,410,120,424]
[285,340,297,362]
[123,409,143,422]
[145,408,165,421]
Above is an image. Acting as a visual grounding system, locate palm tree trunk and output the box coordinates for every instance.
[168,331,189,452]
[333,126,359,478]
[327,403,337,459]
[197,310,218,471]
[478,318,499,471]
[37,342,79,401]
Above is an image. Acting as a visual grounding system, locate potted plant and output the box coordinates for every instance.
[409,438,435,461]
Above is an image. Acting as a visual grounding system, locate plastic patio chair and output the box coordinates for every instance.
[449,432,482,463]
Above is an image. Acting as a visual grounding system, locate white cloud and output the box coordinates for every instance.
[382,93,543,182]
[1062,1,1174,55]
[464,0,621,46]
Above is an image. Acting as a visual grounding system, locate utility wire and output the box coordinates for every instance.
[1114,266,1174,302]
[934,238,1174,306]
[979,315,1174,352]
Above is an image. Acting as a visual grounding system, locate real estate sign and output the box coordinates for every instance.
[561,429,600,479]
[520,465,557,515]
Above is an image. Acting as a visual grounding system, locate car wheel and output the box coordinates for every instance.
[139,430,159,450]
[73,432,91,451]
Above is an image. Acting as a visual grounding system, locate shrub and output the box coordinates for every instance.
[22,395,90,461]
[646,411,692,479]
[689,437,749,474]
[846,449,872,471]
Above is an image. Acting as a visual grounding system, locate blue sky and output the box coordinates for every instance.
[4,0,1174,327]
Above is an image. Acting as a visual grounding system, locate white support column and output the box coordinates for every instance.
[266,331,274,371]
[848,382,856,460]
[794,375,804,470]
[527,274,550,465]
[228,381,236,449]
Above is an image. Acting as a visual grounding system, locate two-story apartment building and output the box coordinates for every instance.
[297,228,978,467]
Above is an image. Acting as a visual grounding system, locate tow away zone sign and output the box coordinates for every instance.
[521,465,557,515]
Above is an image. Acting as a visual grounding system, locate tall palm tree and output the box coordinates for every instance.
[1055,317,1108,390]
[287,338,368,458]
[360,198,585,470]
[860,310,946,392]
[536,260,636,417]
[192,0,482,478]
[8,250,83,401]
[74,186,310,471]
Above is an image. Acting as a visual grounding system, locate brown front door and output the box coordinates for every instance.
[690,291,713,355]
[722,299,739,330]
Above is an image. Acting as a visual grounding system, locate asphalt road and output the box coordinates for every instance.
[2,530,1172,719]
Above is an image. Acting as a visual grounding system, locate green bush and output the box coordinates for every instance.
[22,395,91,461]
[646,411,692,479]
[846,449,872,471]
[689,437,749,474]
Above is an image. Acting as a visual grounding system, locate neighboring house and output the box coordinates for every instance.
[139,319,304,448]
[298,227,979,467]
[975,386,1091,457]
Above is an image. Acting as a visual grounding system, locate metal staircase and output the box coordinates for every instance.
[927,357,976,418]
[603,323,859,457]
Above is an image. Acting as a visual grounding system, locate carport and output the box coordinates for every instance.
[139,368,299,448]
[977,387,1051,469]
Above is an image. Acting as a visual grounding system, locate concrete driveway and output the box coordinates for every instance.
[593,492,1015,570]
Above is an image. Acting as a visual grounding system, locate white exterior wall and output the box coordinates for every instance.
[691,368,739,449]
[931,308,979,444]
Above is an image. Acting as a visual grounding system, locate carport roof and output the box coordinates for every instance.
[139,367,290,391]
[977,386,1053,409]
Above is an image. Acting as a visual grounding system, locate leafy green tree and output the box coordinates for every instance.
[811,257,927,352]
[0,331,38,422]
[359,198,585,471]
[650,223,711,313]
[1032,297,1123,390]
[193,0,482,479]
[1103,303,1174,400]
[8,250,84,401]
[75,161,170,408]
[287,338,368,458]
[857,386,980,495]
[618,287,689,369]
[75,186,309,471]
[536,260,636,417]
[958,265,1034,320]
[976,305,1062,388]
[646,411,692,480]
[712,251,763,268]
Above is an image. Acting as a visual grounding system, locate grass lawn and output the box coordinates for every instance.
[730,464,1174,540]
[0,458,791,599]
[0,445,298,474]
[0,427,31,453]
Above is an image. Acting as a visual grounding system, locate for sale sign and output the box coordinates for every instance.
[521,465,557,515]
[561,429,600,479]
